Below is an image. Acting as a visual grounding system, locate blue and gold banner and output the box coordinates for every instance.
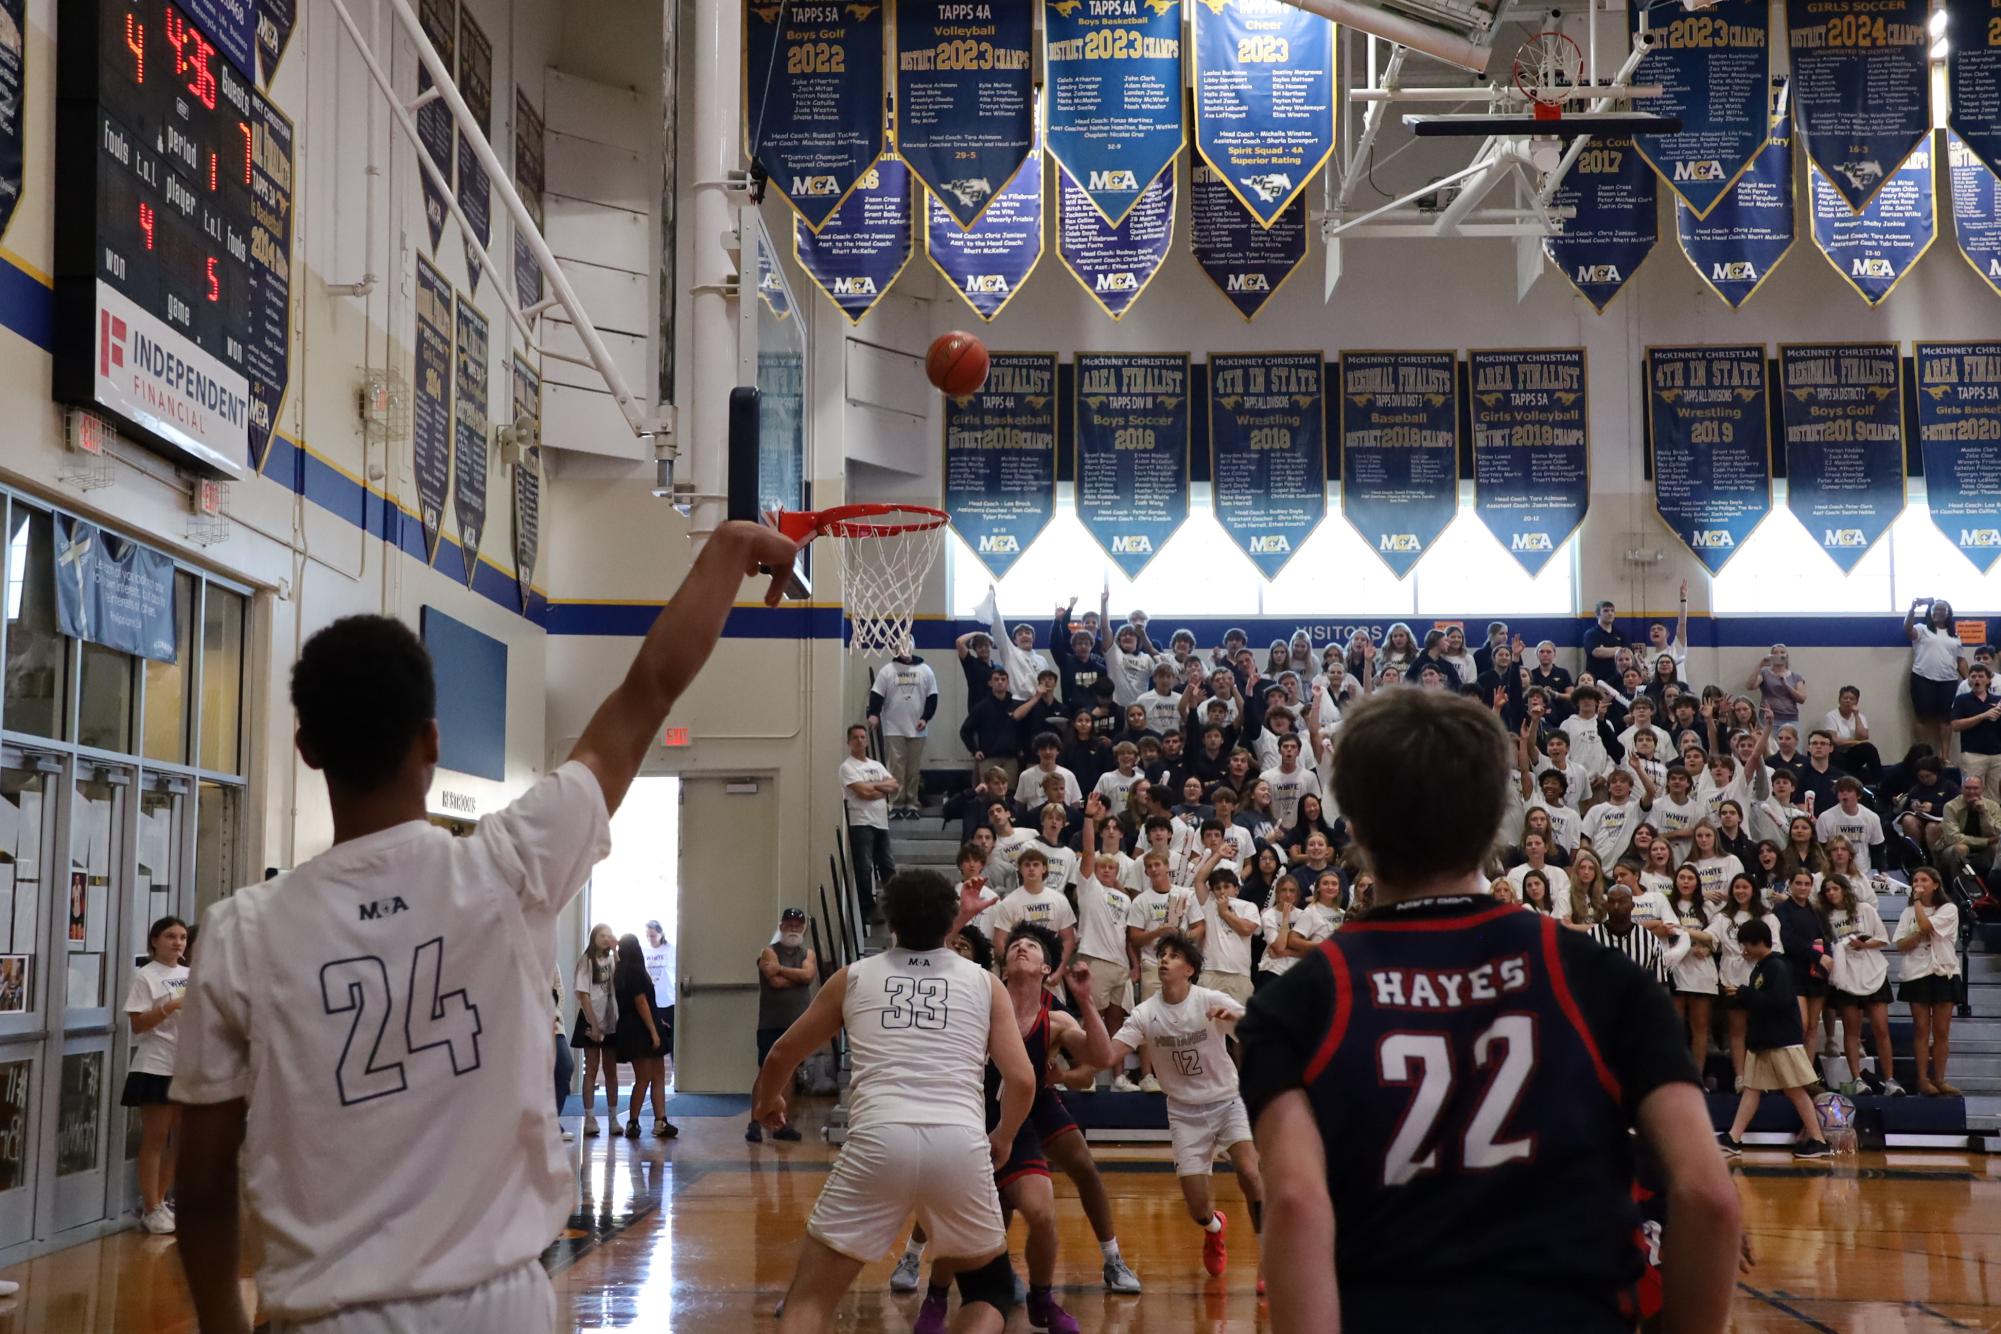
[456,7,493,295]
[1948,132,2001,297]
[745,0,887,229]
[1678,111,1795,308]
[0,0,23,248]
[1469,349,1589,575]
[1915,342,2001,571]
[894,0,1035,228]
[246,93,294,476]
[511,357,542,612]
[514,92,546,312]
[1057,161,1174,320]
[1339,351,1458,578]
[257,0,296,88]
[1545,138,1658,312]
[1043,0,1185,225]
[413,255,454,565]
[1809,136,1935,305]
[946,352,1059,578]
[452,293,490,589]
[1191,0,1335,228]
[1786,0,1930,214]
[1210,352,1325,577]
[927,143,1044,322]
[1779,342,1906,571]
[796,154,911,323]
[1076,353,1191,576]
[1189,161,1306,320]
[1647,345,1771,573]
[1630,0,1771,217]
[1944,0,2001,180]
[416,0,455,254]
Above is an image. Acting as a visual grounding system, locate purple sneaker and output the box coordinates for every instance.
[1028,1288,1080,1334]
[913,1287,950,1334]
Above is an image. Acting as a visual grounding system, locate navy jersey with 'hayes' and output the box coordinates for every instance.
[1239,896,1698,1332]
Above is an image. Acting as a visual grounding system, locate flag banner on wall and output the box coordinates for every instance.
[0,0,24,248]
[893,0,1034,229]
[256,0,297,87]
[745,0,887,230]
[1075,353,1191,577]
[246,93,295,476]
[1915,342,2001,571]
[1338,351,1459,578]
[1057,162,1174,320]
[1191,0,1336,228]
[1678,111,1795,308]
[1779,342,1905,571]
[1646,345,1771,573]
[51,517,177,663]
[512,357,543,611]
[180,1,257,75]
[1189,161,1306,320]
[756,239,793,319]
[1948,133,2001,297]
[1468,349,1590,575]
[1544,138,1658,312]
[413,256,454,564]
[795,154,912,323]
[514,92,547,312]
[1210,352,1326,578]
[1943,0,2001,180]
[417,0,456,254]
[1042,0,1185,226]
[1629,0,1770,218]
[453,294,491,589]
[946,353,1060,578]
[1786,0,1929,214]
[457,7,493,294]
[927,145,1044,321]
[1809,138,1935,305]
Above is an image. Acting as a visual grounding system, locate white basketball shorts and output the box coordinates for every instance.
[271,1260,555,1334]
[807,1121,1007,1264]
[1168,1096,1254,1179]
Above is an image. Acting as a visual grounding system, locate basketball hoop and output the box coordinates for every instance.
[772,503,948,657]
[1513,32,1583,122]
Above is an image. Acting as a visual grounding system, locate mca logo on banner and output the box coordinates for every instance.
[796,154,913,323]
[1210,352,1327,577]
[926,145,1045,322]
[1778,342,1906,571]
[1468,349,1590,575]
[1042,0,1185,226]
[1339,351,1459,578]
[1057,162,1175,320]
[944,352,1059,579]
[1809,136,1935,306]
[1544,138,1658,312]
[1914,343,2001,572]
[1678,109,1796,309]
[1189,161,1307,321]
[1075,353,1191,577]
[745,0,887,229]
[1647,345,1772,573]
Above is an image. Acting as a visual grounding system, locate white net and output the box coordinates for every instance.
[829,513,947,657]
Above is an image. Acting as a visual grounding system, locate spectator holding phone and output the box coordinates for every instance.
[1908,598,1968,761]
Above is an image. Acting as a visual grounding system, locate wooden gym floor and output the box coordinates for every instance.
[2,1098,1999,1332]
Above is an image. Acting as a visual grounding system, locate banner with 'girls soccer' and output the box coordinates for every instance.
[1075,353,1191,577]
[1678,111,1796,309]
[1190,0,1336,228]
[1210,353,1326,578]
[1057,162,1175,320]
[927,145,1045,322]
[944,353,1059,579]
[1778,342,1906,571]
[1809,137,1935,305]
[1785,0,1930,214]
[1948,133,2001,297]
[1468,349,1590,576]
[893,0,1035,229]
[1942,0,2001,181]
[1338,351,1459,578]
[1042,0,1185,226]
[1646,346,1771,574]
[795,155,912,322]
[1189,161,1306,320]
[1544,138,1657,312]
[744,0,886,229]
[1914,343,2001,572]
[1629,0,1771,218]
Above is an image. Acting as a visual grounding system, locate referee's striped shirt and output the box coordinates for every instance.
[1589,921,1672,986]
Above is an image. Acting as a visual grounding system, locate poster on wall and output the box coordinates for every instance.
[743,0,886,229]
[413,256,455,564]
[1778,342,1905,571]
[1042,0,1185,226]
[795,154,911,323]
[1075,353,1190,577]
[511,357,542,610]
[1646,345,1771,573]
[893,0,1034,229]
[452,294,491,589]
[51,516,178,662]
[1056,162,1174,321]
[1786,0,1929,214]
[1468,349,1590,575]
[514,92,547,313]
[1629,0,1770,218]
[1914,343,2001,571]
[246,93,295,475]
[944,352,1059,579]
[1809,137,1935,305]
[256,0,296,88]
[1943,0,2001,180]
[1189,160,1307,321]
[457,7,494,295]
[416,0,457,254]
[1678,110,1795,309]
[1544,138,1658,312]
[0,1061,26,1191]
[1338,350,1459,578]
[1210,352,1325,578]
[926,144,1044,323]
[0,0,25,248]
[1948,133,2001,297]
[1191,0,1335,228]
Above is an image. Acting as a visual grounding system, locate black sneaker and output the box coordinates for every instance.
[1715,1133,1743,1156]
[773,1124,803,1142]
[746,1119,764,1143]
[1793,1138,1834,1159]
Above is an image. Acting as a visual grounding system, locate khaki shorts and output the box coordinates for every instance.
[1139,959,1161,1002]
[1205,971,1253,1006]
[806,1121,1006,1264]
[1079,953,1132,1013]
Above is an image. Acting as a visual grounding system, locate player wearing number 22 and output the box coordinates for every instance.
[169,521,804,1334]
[1240,690,1742,1333]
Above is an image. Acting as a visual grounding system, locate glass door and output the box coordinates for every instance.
[0,747,58,1251]
[118,775,187,1214]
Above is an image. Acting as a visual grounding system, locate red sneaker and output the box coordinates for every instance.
[1201,1210,1228,1276]
[1256,1272,1266,1298]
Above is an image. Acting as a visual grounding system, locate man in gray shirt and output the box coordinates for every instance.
[751,908,818,1143]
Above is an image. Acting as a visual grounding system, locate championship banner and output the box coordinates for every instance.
[0,0,25,247]
[1779,342,1905,571]
[744,0,887,229]
[795,154,912,323]
[416,0,456,254]
[1210,352,1325,577]
[894,0,1034,229]
[1190,161,1306,320]
[926,144,1044,322]
[413,256,454,564]
[1075,353,1191,576]
[1809,137,1935,305]
[945,352,1059,578]
[51,517,177,663]
[1629,0,1770,218]
[1056,162,1174,321]
[452,294,491,589]
[512,357,543,611]
[1468,349,1590,575]
[514,92,547,311]
[1943,0,2001,180]
[457,7,493,294]
[246,94,294,476]
[1678,112,1795,308]
[256,0,296,88]
[1647,345,1771,573]
[1948,133,2001,297]
[1191,0,1336,228]
[1786,0,1930,214]
[1915,342,2001,571]
[1338,351,1459,578]
[1042,0,1185,226]
[1545,138,1658,312]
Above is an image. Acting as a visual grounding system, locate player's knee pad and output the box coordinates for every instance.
[954,1253,1017,1316]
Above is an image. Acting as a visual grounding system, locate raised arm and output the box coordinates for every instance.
[1674,580,1689,649]
[1905,598,1925,642]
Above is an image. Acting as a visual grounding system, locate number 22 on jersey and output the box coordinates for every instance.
[321,937,483,1106]
[1378,1013,1537,1186]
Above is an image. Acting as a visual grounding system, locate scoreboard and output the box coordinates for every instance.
[54,0,293,478]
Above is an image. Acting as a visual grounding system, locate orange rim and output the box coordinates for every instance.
[775,504,949,543]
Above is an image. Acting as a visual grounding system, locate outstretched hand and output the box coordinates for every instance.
[734,520,808,607]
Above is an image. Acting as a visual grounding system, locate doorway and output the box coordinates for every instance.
[586,777,681,1079]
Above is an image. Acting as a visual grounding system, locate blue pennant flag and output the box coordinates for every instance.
[1809,136,1936,306]
[946,353,1059,579]
[894,1,1035,229]
[1545,138,1658,312]
[1943,0,2001,184]
[1630,0,1772,218]
[1915,342,2001,573]
[1647,346,1772,573]
[927,145,1045,323]
[1189,161,1307,320]
[1043,0,1186,226]
[1057,162,1175,321]
[1191,0,1335,228]
[745,0,887,229]
[1210,352,1326,578]
[1339,351,1459,578]
[1469,349,1590,575]
[1779,342,1906,572]
[1786,0,1930,213]
[1678,111,1796,309]
[796,155,912,323]
[1947,133,2001,298]
[1075,353,1191,577]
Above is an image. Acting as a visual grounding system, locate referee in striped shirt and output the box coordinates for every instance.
[1588,884,1687,986]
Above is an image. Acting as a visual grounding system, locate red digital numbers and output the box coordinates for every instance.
[137,201,155,250]
[239,122,253,185]
[124,12,145,83]
[163,5,218,111]
[206,256,219,303]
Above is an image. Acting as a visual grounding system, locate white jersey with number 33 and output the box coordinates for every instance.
[843,948,995,1131]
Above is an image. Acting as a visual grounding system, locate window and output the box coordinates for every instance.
[199,587,245,773]
[77,642,133,754]
[4,507,68,740]
[1889,489,2001,611]
[1415,508,1579,616]
[142,572,196,764]
[195,779,243,916]
[1711,485,1894,615]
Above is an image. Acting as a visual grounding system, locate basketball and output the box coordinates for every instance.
[926,331,990,398]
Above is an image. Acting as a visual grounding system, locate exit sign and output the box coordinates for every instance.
[662,726,691,747]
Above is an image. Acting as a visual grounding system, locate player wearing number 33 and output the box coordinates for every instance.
[1238,690,1744,1334]
[169,521,804,1334]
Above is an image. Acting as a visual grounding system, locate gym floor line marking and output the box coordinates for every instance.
[1738,1283,1842,1333]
